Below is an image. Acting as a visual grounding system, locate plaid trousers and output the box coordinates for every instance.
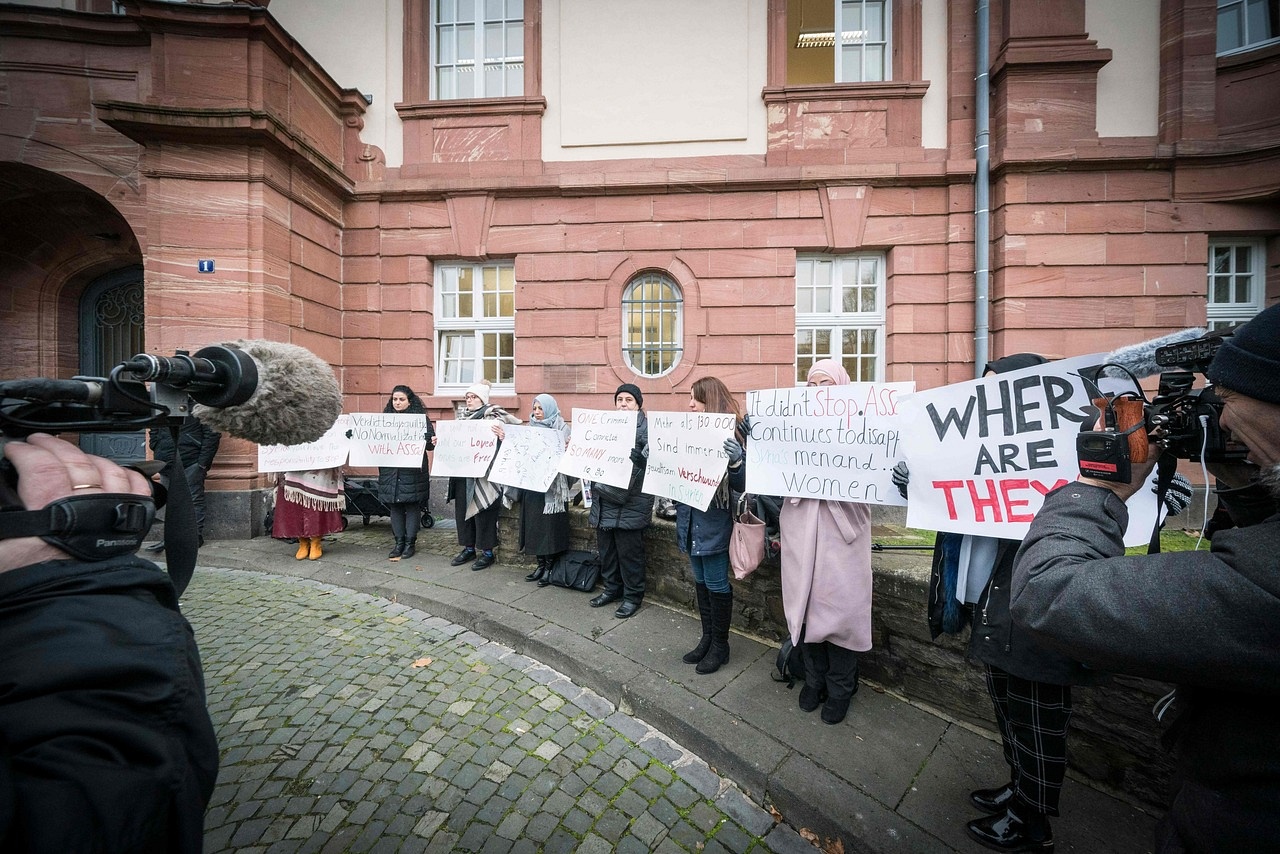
[985,665,1074,816]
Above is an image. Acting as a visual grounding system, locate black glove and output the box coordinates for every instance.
[891,461,910,500]
[1160,472,1193,517]
[723,438,744,465]
[630,447,646,467]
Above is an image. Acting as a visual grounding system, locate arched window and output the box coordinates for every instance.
[622,272,682,377]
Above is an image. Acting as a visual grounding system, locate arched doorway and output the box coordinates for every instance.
[79,265,147,461]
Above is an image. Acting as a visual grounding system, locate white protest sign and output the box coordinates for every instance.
[345,412,428,468]
[643,411,736,511]
[488,425,567,493]
[745,382,915,505]
[257,414,350,473]
[430,419,499,478]
[898,353,1159,544]
[557,409,637,489]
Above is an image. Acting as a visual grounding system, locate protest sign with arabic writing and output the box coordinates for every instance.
[488,425,566,492]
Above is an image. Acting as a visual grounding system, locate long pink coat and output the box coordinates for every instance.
[779,497,873,652]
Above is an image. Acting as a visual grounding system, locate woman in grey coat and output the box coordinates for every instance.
[377,385,433,560]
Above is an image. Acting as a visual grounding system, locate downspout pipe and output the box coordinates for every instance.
[973,0,991,379]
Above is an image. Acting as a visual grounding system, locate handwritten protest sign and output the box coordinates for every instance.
[898,354,1159,544]
[745,382,914,505]
[643,411,736,511]
[431,419,500,478]
[346,413,429,468]
[488,425,567,493]
[557,409,636,489]
[257,414,350,473]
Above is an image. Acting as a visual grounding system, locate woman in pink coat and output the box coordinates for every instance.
[779,359,872,725]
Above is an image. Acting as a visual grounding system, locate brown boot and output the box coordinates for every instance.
[295,540,309,560]
[307,537,323,560]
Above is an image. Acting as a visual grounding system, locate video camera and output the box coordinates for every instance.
[1077,327,1247,482]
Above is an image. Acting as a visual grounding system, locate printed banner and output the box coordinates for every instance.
[643,411,736,511]
[745,382,914,505]
[488,425,567,493]
[257,414,350,473]
[430,419,500,479]
[557,409,637,489]
[898,353,1159,544]
[345,413,429,468]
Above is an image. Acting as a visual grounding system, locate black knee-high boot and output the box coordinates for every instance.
[683,583,713,663]
[821,644,859,724]
[799,640,829,712]
[696,589,733,674]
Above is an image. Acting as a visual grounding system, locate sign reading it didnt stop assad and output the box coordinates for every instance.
[745,382,914,506]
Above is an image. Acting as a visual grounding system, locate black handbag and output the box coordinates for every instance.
[545,550,601,592]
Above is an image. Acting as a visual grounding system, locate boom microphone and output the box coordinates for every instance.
[1100,327,1206,380]
[190,339,343,446]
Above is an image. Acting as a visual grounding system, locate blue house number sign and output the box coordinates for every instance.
[198,259,215,273]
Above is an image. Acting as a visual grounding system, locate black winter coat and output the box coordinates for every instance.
[0,555,218,852]
[149,419,221,470]
[928,533,1099,686]
[377,413,433,505]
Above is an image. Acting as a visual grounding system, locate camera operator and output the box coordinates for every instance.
[1010,304,1280,854]
[0,434,218,852]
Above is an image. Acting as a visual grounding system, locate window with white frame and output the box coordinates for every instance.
[788,0,892,85]
[794,254,885,384]
[1207,240,1266,330]
[622,273,683,378]
[432,0,524,100]
[1217,0,1280,55]
[435,261,515,393]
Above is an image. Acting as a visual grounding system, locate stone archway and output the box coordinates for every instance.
[0,162,144,453]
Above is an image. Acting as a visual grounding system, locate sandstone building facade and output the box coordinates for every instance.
[2,0,1278,534]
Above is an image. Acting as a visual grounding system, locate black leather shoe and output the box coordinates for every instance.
[589,592,622,608]
[144,541,165,553]
[471,552,495,570]
[614,601,641,619]
[971,784,1016,815]
[966,807,1053,852]
[450,548,476,566]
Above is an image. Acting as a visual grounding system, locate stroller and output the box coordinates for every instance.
[343,476,435,529]
[264,475,434,538]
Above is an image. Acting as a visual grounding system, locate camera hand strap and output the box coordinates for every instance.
[0,493,155,561]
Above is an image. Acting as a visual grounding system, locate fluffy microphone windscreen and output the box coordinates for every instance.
[1101,327,1205,379]
[193,339,343,446]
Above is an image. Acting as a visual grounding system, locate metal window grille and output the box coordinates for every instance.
[622,273,683,378]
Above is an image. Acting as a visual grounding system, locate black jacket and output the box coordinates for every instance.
[929,534,1099,685]
[0,555,218,852]
[1012,483,1280,853]
[149,419,221,471]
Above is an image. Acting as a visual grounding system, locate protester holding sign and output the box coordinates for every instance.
[676,377,747,674]
[272,468,344,561]
[493,393,574,585]
[377,385,434,561]
[442,381,520,571]
[779,360,870,725]
[588,384,654,619]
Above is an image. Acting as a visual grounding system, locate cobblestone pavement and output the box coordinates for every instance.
[186,568,812,853]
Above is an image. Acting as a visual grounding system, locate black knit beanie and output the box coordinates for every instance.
[615,383,644,408]
[1206,303,1280,405]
